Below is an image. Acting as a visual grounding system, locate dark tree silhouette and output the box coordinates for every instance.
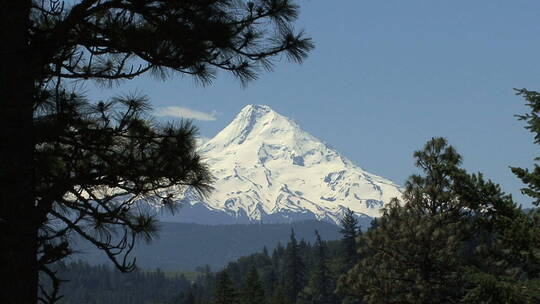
[512,89,540,206]
[339,138,540,303]
[339,208,359,270]
[298,230,335,304]
[240,266,265,304]
[214,271,237,304]
[0,1,313,303]
[284,229,306,303]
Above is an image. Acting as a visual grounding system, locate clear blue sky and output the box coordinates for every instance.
[88,0,540,207]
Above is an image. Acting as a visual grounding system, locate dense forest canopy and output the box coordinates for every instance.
[53,220,360,304]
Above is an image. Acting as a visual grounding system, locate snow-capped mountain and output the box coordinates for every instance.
[165,105,401,226]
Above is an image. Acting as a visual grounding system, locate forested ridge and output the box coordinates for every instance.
[52,262,192,304]
[53,212,365,304]
[55,205,540,304]
[72,220,342,271]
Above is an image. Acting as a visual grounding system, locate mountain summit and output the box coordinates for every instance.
[171,105,401,225]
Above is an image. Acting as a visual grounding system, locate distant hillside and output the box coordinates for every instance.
[71,220,342,271]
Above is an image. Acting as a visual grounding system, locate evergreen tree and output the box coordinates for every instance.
[272,242,286,278]
[512,89,540,206]
[214,271,237,304]
[458,89,540,303]
[339,208,359,270]
[182,291,196,304]
[270,285,290,304]
[240,267,265,304]
[0,1,312,302]
[299,231,335,304]
[338,137,533,303]
[264,269,278,297]
[455,200,540,303]
[284,229,306,303]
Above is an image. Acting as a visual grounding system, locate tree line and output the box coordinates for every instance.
[51,262,192,304]
[51,209,362,304]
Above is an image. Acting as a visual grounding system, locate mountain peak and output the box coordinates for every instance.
[235,104,276,133]
[202,104,296,151]
[191,105,402,224]
[239,104,273,115]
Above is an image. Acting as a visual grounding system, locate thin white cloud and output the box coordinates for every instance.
[154,106,218,121]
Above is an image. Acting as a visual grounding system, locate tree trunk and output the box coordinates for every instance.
[0,1,38,303]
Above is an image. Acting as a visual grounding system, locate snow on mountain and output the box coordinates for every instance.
[167,104,402,225]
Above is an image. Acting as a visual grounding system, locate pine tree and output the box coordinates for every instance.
[0,1,313,302]
[299,231,335,304]
[240,267,265,304]
[272,242,286,275]
[459,89,540,303]
[512,89,540,206]
[214,271,237,304]
[270,285,290,304]
[338,138,532,303]
[339,208,359,271]
[264,269,278,297]
[284,229,306,303]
